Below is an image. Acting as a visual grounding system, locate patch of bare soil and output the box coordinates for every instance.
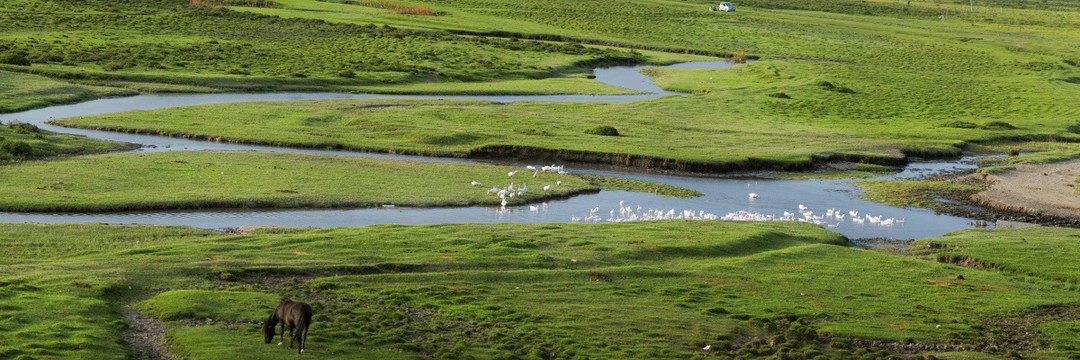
[120,303,177,360]
[955,159,1080,227]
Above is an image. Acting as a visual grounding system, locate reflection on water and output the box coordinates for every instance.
[0,59,987,239]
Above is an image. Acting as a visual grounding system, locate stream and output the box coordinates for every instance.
[0,60,988,239]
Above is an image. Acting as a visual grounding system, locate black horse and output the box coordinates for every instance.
[262,299,313,354]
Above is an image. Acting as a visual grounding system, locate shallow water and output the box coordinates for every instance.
[0,60,988,239]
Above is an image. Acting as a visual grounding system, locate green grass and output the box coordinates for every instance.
[915,227,1080,285]
[576,174,703,198]
[0,121,130,162]
[854,180,986,211]
[6,222,1080,358]
[0,0,665,109]
[0,71,136,113]
[0,151,594,212]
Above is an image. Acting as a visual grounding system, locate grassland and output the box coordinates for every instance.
[4,222,1080,359]
[0,121,130,162]
[0,151,593,212]
[855,180,987,211]
[0,0,683,105]
[40,0,1080,172]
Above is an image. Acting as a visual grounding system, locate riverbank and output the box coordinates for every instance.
[964,158,1080,226]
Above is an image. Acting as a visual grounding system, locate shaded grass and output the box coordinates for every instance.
[576,174,702,198]
[0,71,134,113]
[0,151,594,212]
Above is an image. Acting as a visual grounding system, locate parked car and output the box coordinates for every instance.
[718,2,735,11]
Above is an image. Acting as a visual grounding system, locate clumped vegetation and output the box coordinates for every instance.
[584,125,620,136]
[0,120,127,162]
[855,180,986,211]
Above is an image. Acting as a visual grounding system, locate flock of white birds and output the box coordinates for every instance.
[721,204,905,229]
[473,164,568,208]
[472,165,906,229]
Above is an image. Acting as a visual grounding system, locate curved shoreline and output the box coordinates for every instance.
[965,159,1080,226]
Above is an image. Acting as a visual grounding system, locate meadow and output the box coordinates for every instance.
[0,151,593,212]
[4,0,1080,359]
[34,0,1080,172]
[3,222,1080,359]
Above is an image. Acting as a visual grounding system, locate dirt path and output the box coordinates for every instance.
[968,158,1080,221]
[120,303,177,360]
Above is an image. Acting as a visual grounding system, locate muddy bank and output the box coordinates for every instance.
[958,159,1080,227]
[120,303,176,360]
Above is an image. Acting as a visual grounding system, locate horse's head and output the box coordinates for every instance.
[262,323,274,344]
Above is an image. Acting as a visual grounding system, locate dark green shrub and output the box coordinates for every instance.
[1065,121,1080,134]
[981,121,1017,130]
[1007,148,1021,156]
[943,121,979,129]
[0,51,30,66]
[830,337,851,349]
[817,80,855,93]
[338,70,356,78]
[768,92,791,99]
[9,122,40,134]
[1,140,33,157]
[705,306,730,315]
[585,125,620,136]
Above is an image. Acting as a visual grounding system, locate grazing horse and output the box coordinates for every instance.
[262,299,313,354]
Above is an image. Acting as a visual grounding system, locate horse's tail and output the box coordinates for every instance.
[294,304,313,354]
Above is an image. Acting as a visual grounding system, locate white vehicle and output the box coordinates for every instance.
[718,2,735,12]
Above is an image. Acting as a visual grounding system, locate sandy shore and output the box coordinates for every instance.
[967,158,1080,222]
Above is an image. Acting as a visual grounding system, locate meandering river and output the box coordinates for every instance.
[0,60,988,239]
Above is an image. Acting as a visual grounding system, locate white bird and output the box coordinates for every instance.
[487,186,499,194]
[749,193,759,199]
[703,344,711,351]
[533,170,539,178]
[526,165,536,170]
[529,205,539,212]
[500,198,508,207]
[543,185,551,191]
[798,204,808,211]
[470,181,482,186]
[508,171,517,177]
[556,180,562,186]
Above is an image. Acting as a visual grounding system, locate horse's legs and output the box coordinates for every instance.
[288,325,295,348]
[300,323,309,354]
[277,322,285,345]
